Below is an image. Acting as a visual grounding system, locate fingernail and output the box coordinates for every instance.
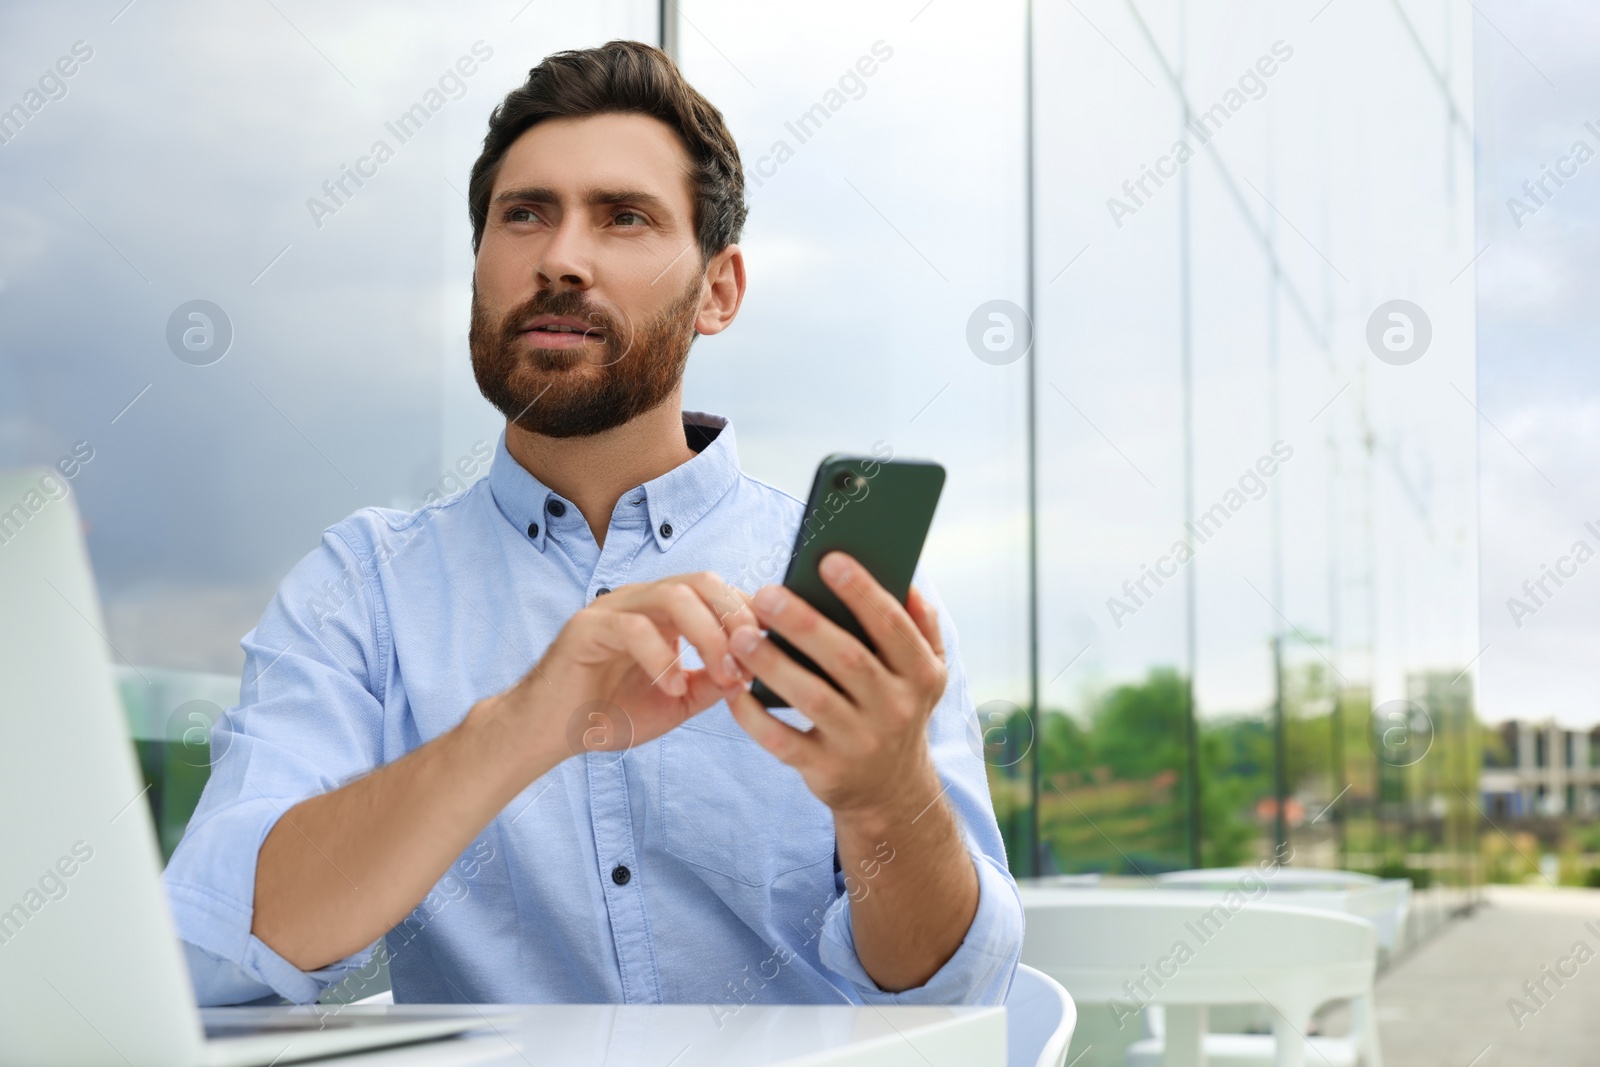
[822,553,850,581]
[754,586,785,615]
[721,653,740,681]
[730,627,760,654]
[666,672,686,695]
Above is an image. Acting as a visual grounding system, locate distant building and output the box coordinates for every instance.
[1480,720,1600,818]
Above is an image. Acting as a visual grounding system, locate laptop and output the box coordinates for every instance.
[0,468,519,1066]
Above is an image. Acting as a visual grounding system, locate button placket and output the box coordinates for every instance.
[580,519,658,1002]
[588,500,641,609]
[585,751,659,1002]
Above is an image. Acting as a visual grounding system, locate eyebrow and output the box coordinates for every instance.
[490,185,674,216]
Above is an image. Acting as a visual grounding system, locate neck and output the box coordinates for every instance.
[503,392,697,549]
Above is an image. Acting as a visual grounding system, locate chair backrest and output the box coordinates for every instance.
[1353,879,1411,951]
[1005,964,1078,1067]
[1156,872,1410,951]
[1156,867,1379,888]
[1020,873,1103,889]
[1019,889,1376,1030]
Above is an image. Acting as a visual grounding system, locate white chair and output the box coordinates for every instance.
[1020,889,1377,1067]
[1006,963,1078,1067]
[1135,989,1381,1067]
[1149,870,1407,1066]
[1130,1004,1363,1067]
[1356,880,1410,955]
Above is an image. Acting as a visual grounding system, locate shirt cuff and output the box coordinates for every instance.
[163,794,374,1005]
[179,940,286,1007]
[167,879,375,1005]
[818,844,1023,1004]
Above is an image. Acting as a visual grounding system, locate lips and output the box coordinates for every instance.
[520,314,606,349]
[522,315,604,337]
[527,324,599,336]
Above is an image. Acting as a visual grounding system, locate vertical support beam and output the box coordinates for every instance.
[1332,687,1347,865]
[1177,0,1202,871]
[1023,0,1042,878]
[659,0,678,63]
[1273,634,1288,857]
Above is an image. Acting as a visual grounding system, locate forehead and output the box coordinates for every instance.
[491,112,696,212]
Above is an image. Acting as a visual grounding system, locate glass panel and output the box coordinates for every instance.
[673,1,1033,865]
[0,1,658,854]
[1475,0,1600,887]
[1035,2,1479,1061]
[1033,0,1191,879]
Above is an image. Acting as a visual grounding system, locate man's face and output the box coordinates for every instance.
[470,112,715,438]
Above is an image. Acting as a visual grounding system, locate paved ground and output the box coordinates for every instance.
[1377,885,1600,1067]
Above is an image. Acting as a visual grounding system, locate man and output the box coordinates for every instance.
[164,39,1022,1009]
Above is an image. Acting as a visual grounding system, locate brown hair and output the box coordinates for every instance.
[467,40,746,265]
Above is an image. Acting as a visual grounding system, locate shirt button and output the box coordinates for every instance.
[526,522,539,539]
[611,864,631,886]
[595,587,611,597]
[547,499,567,517]
[659,522,673,538]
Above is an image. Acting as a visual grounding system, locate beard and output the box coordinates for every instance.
[470,275,701,439]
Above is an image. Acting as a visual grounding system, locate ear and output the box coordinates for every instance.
[695,244,746,336]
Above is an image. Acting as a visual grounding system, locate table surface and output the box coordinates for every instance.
[277,1003,1007,1067]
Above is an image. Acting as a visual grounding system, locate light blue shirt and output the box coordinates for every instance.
[162,410,1023,1008]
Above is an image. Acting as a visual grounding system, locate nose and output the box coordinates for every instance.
[537,215,593,291]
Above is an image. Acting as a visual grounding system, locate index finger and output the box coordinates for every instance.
[817,552,943,682]
[669,571,758,634]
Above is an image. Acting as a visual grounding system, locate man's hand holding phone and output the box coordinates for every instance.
[723,550,950,823]
[722,550,979,994]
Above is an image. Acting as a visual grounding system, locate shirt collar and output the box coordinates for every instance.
[487,410,741,553]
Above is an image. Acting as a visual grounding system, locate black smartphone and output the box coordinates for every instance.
[749,453,946,708]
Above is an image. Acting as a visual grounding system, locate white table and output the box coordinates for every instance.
[288,1003,1006,1066]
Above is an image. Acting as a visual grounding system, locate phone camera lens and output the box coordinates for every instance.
[833,470,861,493]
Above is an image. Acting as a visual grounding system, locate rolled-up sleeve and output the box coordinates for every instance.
[817,571,1024,1004]
[163,523,389,1005]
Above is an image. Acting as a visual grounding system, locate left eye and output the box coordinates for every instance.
[614,211,644,226]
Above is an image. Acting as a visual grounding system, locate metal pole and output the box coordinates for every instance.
[1273,635,1288,856]
[659,0,679,63]
[1023,0,1042,878]
[1177,0,1202,871]
[1333,688,1347,865]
